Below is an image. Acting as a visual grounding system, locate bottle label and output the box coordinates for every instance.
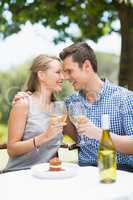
[98,150,116,183]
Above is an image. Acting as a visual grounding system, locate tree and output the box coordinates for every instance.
[0,0,133,89]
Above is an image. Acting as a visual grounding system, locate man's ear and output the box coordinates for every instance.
[37,71,46,82]
[83,60,91,72]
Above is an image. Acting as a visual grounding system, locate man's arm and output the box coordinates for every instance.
[109,134,133,154]
[12,91,31,105]
[77,119,133,154]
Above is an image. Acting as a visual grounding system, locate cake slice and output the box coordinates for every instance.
[49,157,62,171]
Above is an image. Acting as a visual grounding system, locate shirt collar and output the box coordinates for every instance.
[78,79,110,104]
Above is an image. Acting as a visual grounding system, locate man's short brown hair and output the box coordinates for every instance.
[59,42,97,73]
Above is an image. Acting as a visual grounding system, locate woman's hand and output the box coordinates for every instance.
[31,120,67,149]
[77,120,102,141]
[44,120,66,141]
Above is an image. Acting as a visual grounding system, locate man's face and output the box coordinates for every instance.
[63,56,87,91]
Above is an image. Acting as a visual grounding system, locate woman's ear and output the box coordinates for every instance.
[37,71,46,82]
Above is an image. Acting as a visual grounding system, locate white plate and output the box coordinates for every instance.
[31,162,79,179]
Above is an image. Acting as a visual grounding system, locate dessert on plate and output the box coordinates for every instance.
[49,157,63,171]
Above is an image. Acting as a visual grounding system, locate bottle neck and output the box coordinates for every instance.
[102,114,110,130]
[102,129,111,140]
[101,129,115,150]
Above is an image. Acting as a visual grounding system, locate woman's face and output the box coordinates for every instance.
[43,60,64,92]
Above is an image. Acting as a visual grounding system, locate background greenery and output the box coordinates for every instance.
[0,124,7,143]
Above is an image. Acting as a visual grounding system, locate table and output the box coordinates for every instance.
[1,166,133,200]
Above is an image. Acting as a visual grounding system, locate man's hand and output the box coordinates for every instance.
[77,120,102,141]
[12,91,32,105]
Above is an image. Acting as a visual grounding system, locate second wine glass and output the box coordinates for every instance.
[68,102,88,145]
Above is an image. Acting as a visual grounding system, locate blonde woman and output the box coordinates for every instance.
[4,55,65,172]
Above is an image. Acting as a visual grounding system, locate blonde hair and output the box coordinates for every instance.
[24,54,61,101]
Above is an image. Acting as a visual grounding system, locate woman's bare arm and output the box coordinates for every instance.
[8,98,34,157]
[7,99,55,157]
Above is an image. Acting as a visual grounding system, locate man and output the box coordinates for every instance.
[61,42,133,171]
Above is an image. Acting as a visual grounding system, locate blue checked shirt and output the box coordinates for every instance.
[65,80,133,167]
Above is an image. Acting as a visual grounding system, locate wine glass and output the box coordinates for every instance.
[49,101,67,148]
[50,101,67,125]
[68,102,88,145]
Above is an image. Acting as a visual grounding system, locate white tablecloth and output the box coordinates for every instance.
[1,166,133,200]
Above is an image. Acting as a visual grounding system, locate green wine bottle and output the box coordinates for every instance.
[98,114,116,183]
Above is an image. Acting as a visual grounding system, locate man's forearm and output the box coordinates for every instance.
[110,133,133,154]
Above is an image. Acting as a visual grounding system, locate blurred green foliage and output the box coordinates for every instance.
[96,52,119,83]
[0,64,29,124]
[0,124,7,143]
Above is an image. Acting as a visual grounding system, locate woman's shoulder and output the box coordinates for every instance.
[8,98,29,120]
[12,98,29,111]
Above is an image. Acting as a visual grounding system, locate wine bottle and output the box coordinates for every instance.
[98,114,116,183]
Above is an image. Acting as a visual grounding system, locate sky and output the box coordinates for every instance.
[0,22,121,71]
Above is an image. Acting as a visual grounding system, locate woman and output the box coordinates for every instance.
[4,54,65,172]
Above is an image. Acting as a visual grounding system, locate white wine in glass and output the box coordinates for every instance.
[50,101,67,124]
[51,114,67,124]
[68,102,88,145]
